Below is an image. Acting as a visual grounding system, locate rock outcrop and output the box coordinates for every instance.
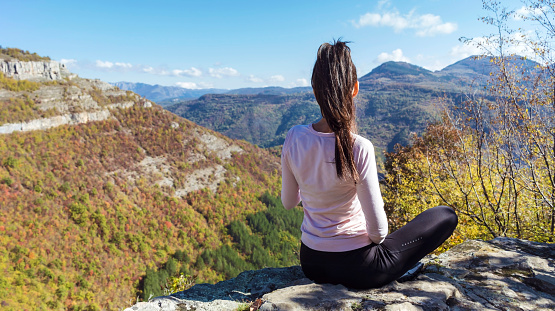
[1,58,244,200]
[126,237,555,311]
[0,60,72,81]
[0,67,154,134]
[0,102,133,134]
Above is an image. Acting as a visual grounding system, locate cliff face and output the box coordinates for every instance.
[0,66,153,134]
[0,102,139,134]
[126,237,555,311]
[0,59,72,81]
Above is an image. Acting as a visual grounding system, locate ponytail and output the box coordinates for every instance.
[312,40,359,183]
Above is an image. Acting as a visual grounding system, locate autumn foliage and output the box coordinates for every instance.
[383,0,555,248]
[0,83,285,309]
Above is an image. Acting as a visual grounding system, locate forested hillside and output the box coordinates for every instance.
[167,92,320,149]
[0,49,301,310]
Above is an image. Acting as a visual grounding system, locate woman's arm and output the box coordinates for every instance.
[356,140,388,244]
[357,178,388,244]
[281,152,301,210]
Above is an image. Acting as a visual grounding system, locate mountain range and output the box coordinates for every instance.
[113,56,504,103]
[162,55,540,162]
[111,82,311,104]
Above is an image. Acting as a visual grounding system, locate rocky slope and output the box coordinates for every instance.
[0,50,286,310]
[126,237,555,311]
[0,56,152,134]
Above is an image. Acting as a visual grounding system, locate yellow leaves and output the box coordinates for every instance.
[0,73,40,92]
[384,103,555,244]
[163,273,195,295]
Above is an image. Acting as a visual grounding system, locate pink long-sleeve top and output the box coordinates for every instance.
[281,124,388,252]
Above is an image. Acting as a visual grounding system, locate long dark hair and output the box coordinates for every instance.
[312,39,359,183]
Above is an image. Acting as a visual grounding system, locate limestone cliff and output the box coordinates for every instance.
[126,237,555,311]
[0,65,153,134]
[0,59,72,81]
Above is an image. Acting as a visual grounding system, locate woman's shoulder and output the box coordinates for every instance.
[353,133,374,151]
[283,125,310,151]
[285,124,315,140]
[287,124,310,134]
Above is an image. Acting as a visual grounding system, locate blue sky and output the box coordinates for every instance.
[1,0,527,89]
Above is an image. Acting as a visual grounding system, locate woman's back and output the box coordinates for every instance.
[281,124,387,251]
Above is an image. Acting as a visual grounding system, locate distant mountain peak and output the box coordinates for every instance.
[360,61,432,80]
[439,55,541,78]
[439,55,494,76]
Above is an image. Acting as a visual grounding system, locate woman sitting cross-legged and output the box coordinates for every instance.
[280,40,458,289]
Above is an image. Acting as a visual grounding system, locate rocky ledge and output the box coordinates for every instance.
[126,237,555,311]
[0,59,72,81]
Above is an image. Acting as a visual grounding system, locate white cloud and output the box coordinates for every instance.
[176,82,201,89]
[96,60,114,68]
[209,67,239,78]
[140,66,202,76]
[410,54,451,71]
[451,32,536,60]
[353,9,457,37]
[377,0,390,10]
[415,14,457,36]
[247,74,295,85]
[269,75,285,83]
[424,60,451,71]
[115,62,132,69]
[60,59,78,69]
[176,81,213,89]
[95,60,133,70]
[198,82,214,88]
[376,48,410,63]
[293,78,309,87]
[450,39,485,59]
[513,5,544,21]
[355,12,407,31]
[247,75,264,83]
[172,67,202,77]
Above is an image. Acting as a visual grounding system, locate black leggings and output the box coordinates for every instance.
[300,205,458,289]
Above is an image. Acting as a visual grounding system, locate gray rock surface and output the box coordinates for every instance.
[126,237,555,311]
[0,102,135,134]
[0,60,71,81]
[0,64,154,134]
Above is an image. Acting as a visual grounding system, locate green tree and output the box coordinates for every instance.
[142,269,161,299]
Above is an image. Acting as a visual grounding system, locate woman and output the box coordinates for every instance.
[281,40,458,289]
